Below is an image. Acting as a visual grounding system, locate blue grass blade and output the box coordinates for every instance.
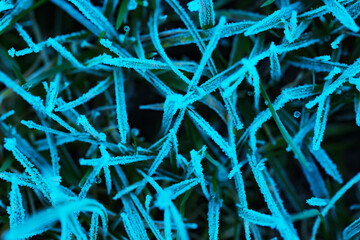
[80,155,154,166]
[247,154,300,240]
[248,85,315,152]
[288,56,348,73]
[190,148,209,199]
[55,78,111,112]
[187,16,226,91]
[269,42,281,81]
[149,5,190,85]
[188,109,232,157]
[164,207,172,240]
[301,155,329,198]
[263,168,295,221]
[283,11,297,42]
[221,92,243,130]
[0,70,44,112]
[238,208,278,228]
[113,181,146,200]
[355,95,360,126]
[322,0,359,32]
[0,0,33,33]
[121,197,150,240]
[67,0,117,37]
[145,195,152,213]
[161,94,182,135]
[130,194,164,240]
[0,110,15,121]
[311,173,360,240]
[107,56,166,70]
[0,172,39,190]
[343,216,360,240]
[308,146,342,183]
[165,178,200,200]
[199,0,215,29]
[41,120,61,178]
[0,1,13,12]
[324,67,341,81]
[21,120,83,138]
[46,38,84,68]
[99,39,124,57]
[79,164,103,199]
[114,70,130,144]
[306,57,360,109]
[146,108,186,179]
[103,166,112,195]
[9,31,86,58]
[331,34,345,49]
[51,0,101,36]
[306,197,329,207]
[3,199,107,240]
[208,196,222,240]
[89,213,99,240]
[7,181,25,229]
[249,65,260,111]
[46,74,61,114]
[14,23,39,52]
[3,138,51,201]
[244,3,300,36]
[77,115,106,141]
[169,202,190,240]
[312,97,330,150]
[164,0,217,75]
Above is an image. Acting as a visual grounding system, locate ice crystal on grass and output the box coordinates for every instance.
[1,0,360,239]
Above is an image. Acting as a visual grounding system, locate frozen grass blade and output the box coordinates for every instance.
[7,181,25,229]
[355,94,360,126]
[244,3,300,36]
[47,38,85,68]
[312,97,330,150]
[269,42,281,81]
[89,213,99,240]
[67,0,116,37]
[190,148,209,199]
[306,197,328,207]
[238,208,278,228]
[187,16,226,91]
[121,197,150,240]
[306,57,360,109]
[46,74,61,114]
[130,194,165,240]
[14,23,39,52]
[222,91,243,130]
[3,138,51,201]
[114,70,130,144]
[311,173,360,240]
[343,217,360,240]
[331,34,345,49]
[308,145,342,183]
[3,198,108,240]
[149,0,190,85]
[77,115,106,141]
[188,109,232,158]
[165,178,200,200]
[208,195,222,240]
[0,1,13,12]
[0,110,15,121]
[55,78,112,112]
[322,0,359,32]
